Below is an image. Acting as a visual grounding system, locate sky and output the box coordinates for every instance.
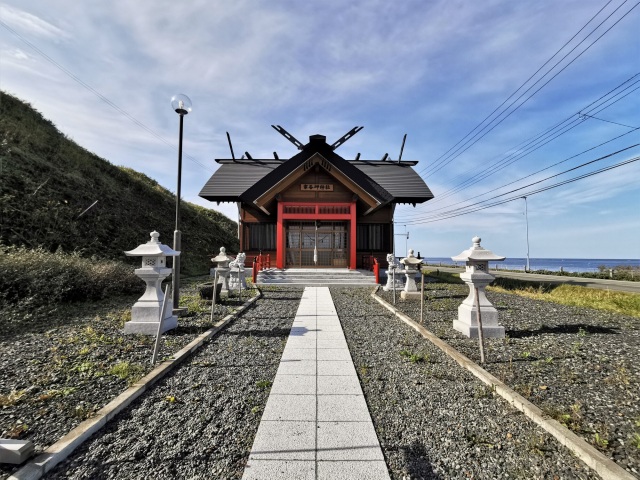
[0,0,638,259]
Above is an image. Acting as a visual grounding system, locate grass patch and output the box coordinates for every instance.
[108,361,145,385]
[421,269,464,284]
[489,281,640,318]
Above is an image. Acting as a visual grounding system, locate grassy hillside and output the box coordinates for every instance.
[0,91,238,274]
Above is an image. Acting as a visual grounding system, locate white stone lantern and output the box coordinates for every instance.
[451,236,505,338]
[211,247,233,292]
[124,231,180,335]
[400,249,423,300]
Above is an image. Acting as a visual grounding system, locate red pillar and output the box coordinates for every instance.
[350,202,356,270]
[277,202,284,269]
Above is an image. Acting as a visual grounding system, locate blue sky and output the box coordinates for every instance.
[1,0,638,259]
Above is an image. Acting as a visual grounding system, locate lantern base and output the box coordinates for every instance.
[125,300,178,335]
[400,291,422,301]
[124,316,178,335]
[453,319,505,338]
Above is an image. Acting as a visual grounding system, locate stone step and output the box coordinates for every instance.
[257,268,377,285]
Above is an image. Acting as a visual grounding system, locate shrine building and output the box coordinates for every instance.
[199,128,434,269]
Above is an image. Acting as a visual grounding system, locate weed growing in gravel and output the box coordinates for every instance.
[543,404,583,432]
[0,390,26,407]
[399,349,430,363]
[604,362,631,385]
[256,380,272,389]
[631,433,640,449]
[181,293,209,315]
[3,422,29,439]
[473,385,495,398]
[526,434,548,456]
[571,341,583,355]
[37,387,76,401]
[108,361,144,385]
[514,383,533,398]
[593,432,609,450]
[74,404,96,420]
[251,406,261,415]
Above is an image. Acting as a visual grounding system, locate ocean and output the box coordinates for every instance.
[423,257,639,273]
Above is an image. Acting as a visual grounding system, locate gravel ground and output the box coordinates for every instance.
[42,286,302,480]
[332,286,605,480]
[375,281,640,478]
[0,278,258,480]
[2,282,638,479]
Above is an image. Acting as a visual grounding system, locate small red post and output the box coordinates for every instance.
[373,258,380,284]
[266,254,271,269]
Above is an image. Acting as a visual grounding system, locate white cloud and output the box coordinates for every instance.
[0,4,67,39]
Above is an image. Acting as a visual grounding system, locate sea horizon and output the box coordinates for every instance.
[422,257,639,273]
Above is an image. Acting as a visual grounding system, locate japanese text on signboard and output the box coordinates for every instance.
[300,184,334,191]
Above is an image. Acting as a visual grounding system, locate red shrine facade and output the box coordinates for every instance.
[199,130,433,269]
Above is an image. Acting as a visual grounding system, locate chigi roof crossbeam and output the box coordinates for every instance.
[271,125,304,150]
[330,126,363,150]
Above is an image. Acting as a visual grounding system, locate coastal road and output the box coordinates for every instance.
[422,266,640,294]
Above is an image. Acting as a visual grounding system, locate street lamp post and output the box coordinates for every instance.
[522,196,530,272]
[170,94,192,309]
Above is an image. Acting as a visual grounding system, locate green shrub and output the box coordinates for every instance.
[0,245,141,309]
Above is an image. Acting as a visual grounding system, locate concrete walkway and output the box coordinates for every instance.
[242,287,390,480]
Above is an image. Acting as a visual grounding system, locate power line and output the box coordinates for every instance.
[422,80,640,207]
[579,113,639,129]
[401,74,640,217]
[395,126,640,220]
[398,144,640,224]
[0,19,212,174]
[419,0,617,178]
[404,157,639,224]
[419,0,639,178]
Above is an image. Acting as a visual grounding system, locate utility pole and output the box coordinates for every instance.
[522,196,530,272]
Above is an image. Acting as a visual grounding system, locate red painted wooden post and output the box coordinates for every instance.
[277,203,284,269]
[373,258,380,284]
[349,201,356,270]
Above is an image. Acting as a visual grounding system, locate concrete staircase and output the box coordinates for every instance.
[256,268,377,286]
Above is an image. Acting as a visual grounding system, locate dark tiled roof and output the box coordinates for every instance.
[198,135,433,206]
[199,160,280,202]
[352,161,434,204]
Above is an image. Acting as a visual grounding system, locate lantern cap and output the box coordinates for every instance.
[400,248,423,266]
[125,231,180,257]
[451,236,505,262]
[211,246,233,263]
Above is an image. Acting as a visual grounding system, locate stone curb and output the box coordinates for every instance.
[8,291,262,480]
[371,288,636,480]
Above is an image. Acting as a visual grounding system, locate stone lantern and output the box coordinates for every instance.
[211,247,232,292]
[400,249,423,300]
[229,252,247,290]
[451,236,505,338]
[124,231,180,335]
